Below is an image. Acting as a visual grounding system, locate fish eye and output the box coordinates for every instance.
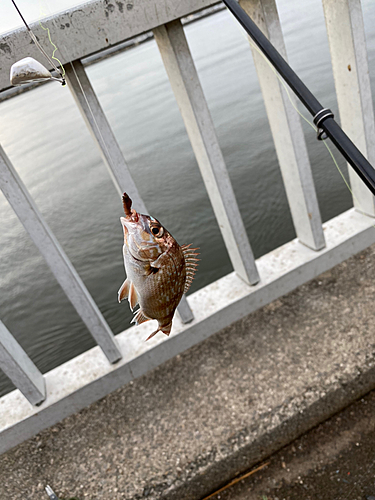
[151,225,164,237]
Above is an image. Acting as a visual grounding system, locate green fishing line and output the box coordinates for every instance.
[39,21,66,77]
[39,0,65,78]
[241,29,373,220]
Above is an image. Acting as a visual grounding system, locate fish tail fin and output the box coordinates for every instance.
[145,329,160,341]
[161,322,172,336]
[145,321,173,342]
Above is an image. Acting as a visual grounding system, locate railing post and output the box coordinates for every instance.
[0,321,45,406]
[0,145,122,364]
[239,0,326,251]
[65,60,194,323]
[322,0,375,216]
[153,20,260,286]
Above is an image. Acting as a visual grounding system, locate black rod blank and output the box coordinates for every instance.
[222,0,375,196]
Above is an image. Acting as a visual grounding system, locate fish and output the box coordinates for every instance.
[118,193,199,341]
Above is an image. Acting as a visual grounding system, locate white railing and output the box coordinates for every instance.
[0,0,374,454]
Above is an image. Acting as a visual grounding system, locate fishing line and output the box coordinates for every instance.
[38,0,66,78]
[238,25,374,221]
[69,60,112,158]
[10,0,118,191]
[35,0,120,192]
[67,59,123,195]
[10,0,65,84]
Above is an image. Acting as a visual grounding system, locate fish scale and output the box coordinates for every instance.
[118,193,199,341]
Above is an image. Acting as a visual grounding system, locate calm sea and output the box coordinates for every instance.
[0,0,374,396]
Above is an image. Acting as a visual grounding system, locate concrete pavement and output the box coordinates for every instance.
[1,244,375,500]
[212,389,375,500]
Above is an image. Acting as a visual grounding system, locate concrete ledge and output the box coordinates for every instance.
[1,215,375,499]
[1,207,375,457]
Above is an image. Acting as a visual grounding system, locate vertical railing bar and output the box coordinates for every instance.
[239,0,325,251]
[153,20,260,286]
[0,145,122,364]
[322,0,375,217]
[0,321,46,406]
[65,60,194,323]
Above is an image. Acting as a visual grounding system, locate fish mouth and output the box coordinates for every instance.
[120,216,158,262]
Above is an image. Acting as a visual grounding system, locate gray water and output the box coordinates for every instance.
[0,0,374,397]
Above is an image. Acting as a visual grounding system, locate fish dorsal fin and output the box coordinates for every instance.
[181,244,199,294]
[131,309,150,326]
[129,282,139,311]
[118,278,130,303]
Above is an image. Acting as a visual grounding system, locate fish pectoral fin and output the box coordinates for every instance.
[131,309,151,326]
[129,282,139,311]
[145,321,173,342]
[118,279,130,303]
[151,252,170,269]
[182,244,200,293]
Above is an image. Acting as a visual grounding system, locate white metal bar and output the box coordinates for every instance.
[176,295,194,323]
[1,206,373,454]
[0,0,220,93]
[239,0,326,251]
[0,321,45,406]
[0,145,122,364]
[65,60,194,324]
[154,20,260,285]
[322,0,375,216]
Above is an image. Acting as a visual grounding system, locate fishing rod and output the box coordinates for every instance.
[222,0,375,197]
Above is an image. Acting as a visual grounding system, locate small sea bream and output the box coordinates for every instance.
[118,193,199,341]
